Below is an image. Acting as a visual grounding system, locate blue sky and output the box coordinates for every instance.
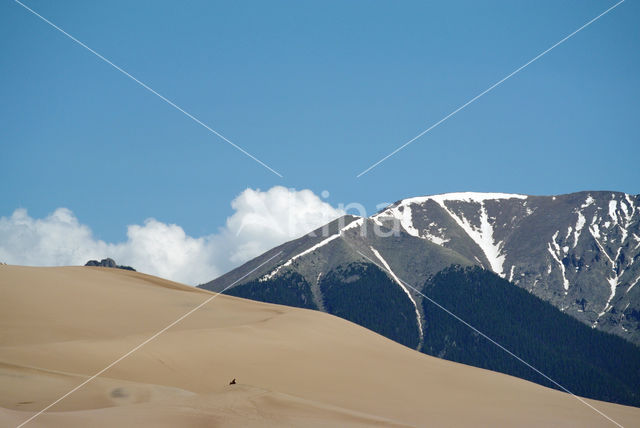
[1,1,638,257]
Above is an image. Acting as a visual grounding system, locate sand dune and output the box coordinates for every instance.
[0,265,638,427]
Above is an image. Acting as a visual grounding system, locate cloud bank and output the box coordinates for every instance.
[0,186,345,285]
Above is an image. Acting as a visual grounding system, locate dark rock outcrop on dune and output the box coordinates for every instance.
[85,258,136,271]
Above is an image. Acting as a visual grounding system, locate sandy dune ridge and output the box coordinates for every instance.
[0,265,638,427]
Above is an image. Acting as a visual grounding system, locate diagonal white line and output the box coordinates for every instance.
[356,0,625,178]
[16,251,283,428]
[14,0,283,178]
[355,250,623,428]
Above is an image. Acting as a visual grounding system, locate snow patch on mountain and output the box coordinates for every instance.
[340,217,364,232]
[547,231,569,292]
[590,218,601,240]
[565,226,573,241]
[581,195,595,209]
[401,192,528,206]
[573,211,586,248]
[376,193,529,256]
[261,217,364,281]
[374,202,450,245]
[623,194,636,222]
[380,204,420,238]
[597,276,619,321]
[619,196,637,246]
[609,200,619,226]
[571,195,598,250]
[423,230,450,245]
[431,198,510,276]
[262,233,341,280]
[369,246,423,340]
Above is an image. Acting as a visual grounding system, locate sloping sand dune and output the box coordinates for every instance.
[0,265,638,427]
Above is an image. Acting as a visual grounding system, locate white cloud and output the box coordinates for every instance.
[224,187,345,263]
[0,186,344,285]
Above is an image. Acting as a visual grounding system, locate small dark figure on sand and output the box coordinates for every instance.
[229,378,236,385]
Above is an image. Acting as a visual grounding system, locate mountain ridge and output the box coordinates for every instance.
[202,190,640,345]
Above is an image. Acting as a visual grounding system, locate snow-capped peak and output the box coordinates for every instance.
[400,192,528,206]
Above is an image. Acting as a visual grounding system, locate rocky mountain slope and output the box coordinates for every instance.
[202,191,640,345]
[373,191,640,343]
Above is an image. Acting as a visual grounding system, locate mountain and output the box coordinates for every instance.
[201,191,640,346]
[375,191,640,341]
[4,266,640,426]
